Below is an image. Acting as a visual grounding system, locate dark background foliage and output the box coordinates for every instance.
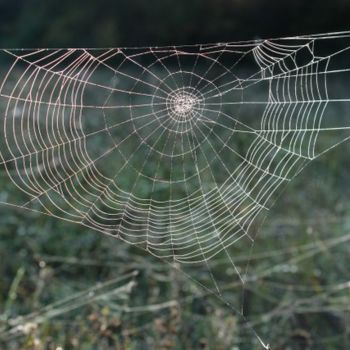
[1,0,350,48]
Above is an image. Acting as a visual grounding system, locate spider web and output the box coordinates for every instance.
[1,31,350,348]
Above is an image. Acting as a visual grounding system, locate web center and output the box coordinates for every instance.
[167,89,202,123]
[173,94,197,115]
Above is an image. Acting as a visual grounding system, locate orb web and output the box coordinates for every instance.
[1,31,350,348]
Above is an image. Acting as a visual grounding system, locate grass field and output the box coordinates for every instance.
[0,62,350,350]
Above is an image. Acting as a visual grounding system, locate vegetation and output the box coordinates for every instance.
[1,0,350,48]
[0,62,349,348]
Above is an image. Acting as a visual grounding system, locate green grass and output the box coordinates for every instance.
[0,66,350,349]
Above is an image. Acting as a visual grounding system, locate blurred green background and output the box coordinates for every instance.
[1,1,350,349]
